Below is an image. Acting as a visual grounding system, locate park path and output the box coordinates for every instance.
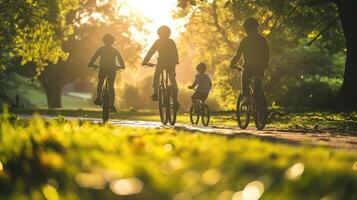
[19,115,357,150]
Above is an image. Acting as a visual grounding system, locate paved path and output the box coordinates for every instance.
[19,115,357,150]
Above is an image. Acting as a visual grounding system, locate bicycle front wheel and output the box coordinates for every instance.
[236,94,251,129]
[158,86,168,125]
[102,93,110,123]
[201,105,210,126]
[167,87,177,126]
[254,92,268,130]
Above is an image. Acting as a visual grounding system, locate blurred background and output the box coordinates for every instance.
[0,0,350,112]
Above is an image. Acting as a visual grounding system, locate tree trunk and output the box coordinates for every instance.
[332,3,357,111]
[41,80,62,109]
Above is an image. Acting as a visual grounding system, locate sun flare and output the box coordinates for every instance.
[118,0,187,48]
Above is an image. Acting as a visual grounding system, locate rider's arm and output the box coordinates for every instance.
[173,40,179,64]
[88,48,101,67]
[230,41,243,68]
[142,40,159,65]
[208,77,212,90]
[191,75,199,88]
[116,50,125,69]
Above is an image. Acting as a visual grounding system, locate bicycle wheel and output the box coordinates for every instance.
[167,87,177,126]
[190,105,200,125]
[158,85,168,125]
[236,94,251,129]
[254,92,268,130]
[102,92,110,123]
[201,104,210,126]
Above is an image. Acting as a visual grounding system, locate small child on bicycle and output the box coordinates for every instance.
[141,25,180,108]
[88,33,125,112]
[188,62,212,103]
[229,17,269,97]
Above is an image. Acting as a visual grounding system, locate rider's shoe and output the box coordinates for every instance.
[110,105,117,113]
[94,97,102,105]
[151,93,158,101]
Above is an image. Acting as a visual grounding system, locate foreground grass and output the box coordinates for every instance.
[0,114,357,200]
[12,108,357,134]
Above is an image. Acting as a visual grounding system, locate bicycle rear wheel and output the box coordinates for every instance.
[236,94,251,129]
[102,92,110,123]
[201,104,210,126]
[254,92,268,130]
[158,85,168,125]
[167,87,177,126]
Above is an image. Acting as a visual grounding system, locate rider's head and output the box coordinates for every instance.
[196,62,207,73]
[243,17,259,34]
[103,33,115,46]
[157,25,171,39]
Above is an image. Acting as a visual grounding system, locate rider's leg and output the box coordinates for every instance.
[108,72,117,112]
[95,71,105,105]
[152,66,163,100]
[242,71,251,97]
[167,66,179,107]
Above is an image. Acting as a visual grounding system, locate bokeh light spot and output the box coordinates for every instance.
[75,172,106,190]
[285,162,305,181]
[201,168,221,185]
[110,178,143,195]
[352,161,357,171]
[42,184,59,200]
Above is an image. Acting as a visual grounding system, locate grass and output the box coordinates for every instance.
[11,108,357,135]
[0,111,357,200]
[22,89,94,109]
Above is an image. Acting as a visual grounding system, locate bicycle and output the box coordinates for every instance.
[189,92,210,126]
[91,65,124,123]
[232,66,268,130]
[144,63,178,126]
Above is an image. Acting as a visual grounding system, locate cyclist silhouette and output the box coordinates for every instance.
[230,17,269,97]
[142,25,180,108]
[188,62,212,102]
[88,33,125,112]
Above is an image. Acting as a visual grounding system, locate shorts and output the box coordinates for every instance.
[192,91,209,102]
[98,67,116,81]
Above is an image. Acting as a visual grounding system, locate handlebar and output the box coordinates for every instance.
[230,65,243,72]
[89,65,125,70]
[142,63,156,68]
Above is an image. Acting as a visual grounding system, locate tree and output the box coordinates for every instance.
[0,0,78,71]
[4,0,143,109]
[305,0,357,110]
[177,0,354,110]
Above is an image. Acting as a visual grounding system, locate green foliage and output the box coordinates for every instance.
[0,116,357,199]
[177,0,345,109]
[0,0,79,71]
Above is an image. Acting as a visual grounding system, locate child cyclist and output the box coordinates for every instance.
[229,17,269,97]
[188,62,212,103]
[88,33,125,112]
[141,25,180,108]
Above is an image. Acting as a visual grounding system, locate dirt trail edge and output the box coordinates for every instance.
[19,115,357,150]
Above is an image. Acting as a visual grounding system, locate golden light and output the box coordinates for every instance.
[118,0,188,49]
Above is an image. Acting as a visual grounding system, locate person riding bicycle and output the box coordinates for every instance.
[88,33,125,112]
[188,62,212,103]
[141,25,180,108]
[230,17,269,98]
